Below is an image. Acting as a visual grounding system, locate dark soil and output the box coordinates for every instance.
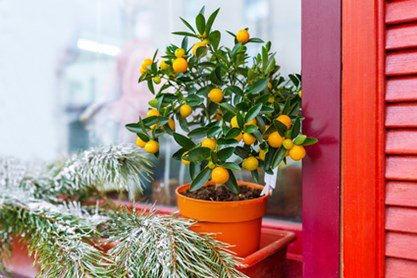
[182,185,262,201]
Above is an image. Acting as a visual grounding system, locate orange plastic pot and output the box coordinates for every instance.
[176,181,269,257]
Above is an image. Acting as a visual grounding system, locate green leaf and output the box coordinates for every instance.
[207,126,222,138]
[302,137,318,146]
[209,30,221,50]
[125,123,142,133]
[181,36,188,50]
[226,85,244,96]
[217,147,235,161]
[147,79,155,94]
[219,103,237,114]
[294,134,307,145]
[221,162,241,172]
[244,124,258,134]
[136,132,149,142]
[224,170,239,194]
[188,127,209,139]
[274,120,288,137]
[190,168,211,191]
[271,147,286,169]
[234,146,250,159]
[189,162,200,180]
[218,138,239,147]
[196,13,206,35]
[224,128,241,139]
[180,17,196,33]
[205,8,220,33]
[248,38,264,43]
[291,118,301,139]
[172,31,198,38]
[245,104,262,122]
[173,132,195,150]
[142,116,159,127]
[172,148,187,160]
[186,147,211,162]
[247,78,269,95]
[264,147,276,170]
[177,115,190,132]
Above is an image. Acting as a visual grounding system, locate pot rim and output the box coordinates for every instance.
[175,181,269,205]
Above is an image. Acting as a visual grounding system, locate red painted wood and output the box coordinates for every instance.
[386,207,417,233]
[386,0,417,25]
[386,258,417,278]
[386,23,417,50]
[386,232,417,261]
[386,50,417,76]
[386,181,417,207]
[386,156,417,181]
[302,0,341,276]
[386,76,417,102]
[386,103,417,128]
[342,0,385,276]
[386,130,417,154]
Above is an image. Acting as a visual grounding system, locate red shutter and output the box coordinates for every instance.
[385,1,417,275]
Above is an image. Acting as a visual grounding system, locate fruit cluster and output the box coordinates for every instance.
[126,7,317,193]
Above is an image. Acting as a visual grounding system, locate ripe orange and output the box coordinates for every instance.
[208,88,224,103]
[160,60,170,70]
[234,133,243,142]
[168,118,175,130]
[245,118,257,126]
[258,149,266,161]
[144,140,159,154]
[135,137,146,148]
[298,89,302,98]
[230,116,239,128]
[175,48,186,58]
[268,82,272,90]
[180,104,192,118]
[146,109,160,118]
[289,145,306,161]
[242,157,259,171]
[236,29,250,44]
[243,133,256,145]
[276,115,292,128]
[268,96,275,103]
[214,109,222,120]
[268,132,284,148]
[173,58,188,73]
[211,166,230,184]
[201,138,216,150]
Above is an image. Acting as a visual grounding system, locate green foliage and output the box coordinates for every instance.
[127,6,317,192]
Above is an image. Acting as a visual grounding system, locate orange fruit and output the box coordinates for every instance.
[268,82,273,90]
[179,104,192,118]
[173,58,188,73]
[298,89,302,98]
[181,152,190,165]
[146,109,160,118]
[236,29,250,44]
[230,116,239,128]
[175,48,186,58]
[211,166,230,184]
[153,76,161,84]
[136,137,146,148]
[258,149,266,161]
[208,88,224,103]
[242,157,259,171]
[289,145,306,161]
[276,115,291,128]
[168,118,175,130]
[160,60,170,70]
[245,118,257,126]
[201,138,216,150]
[144,140,159,154]
[243,133,256,145]
[268,132,284,148]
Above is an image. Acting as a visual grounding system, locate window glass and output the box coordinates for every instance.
[0,0,301,221]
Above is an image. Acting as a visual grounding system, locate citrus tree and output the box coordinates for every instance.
[126,7,317,194]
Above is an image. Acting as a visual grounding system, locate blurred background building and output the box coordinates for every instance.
[0,0,301,221]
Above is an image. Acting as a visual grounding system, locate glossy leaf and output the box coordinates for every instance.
[190,168,211,191]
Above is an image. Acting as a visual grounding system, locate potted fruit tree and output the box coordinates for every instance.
[126,7,317,257]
